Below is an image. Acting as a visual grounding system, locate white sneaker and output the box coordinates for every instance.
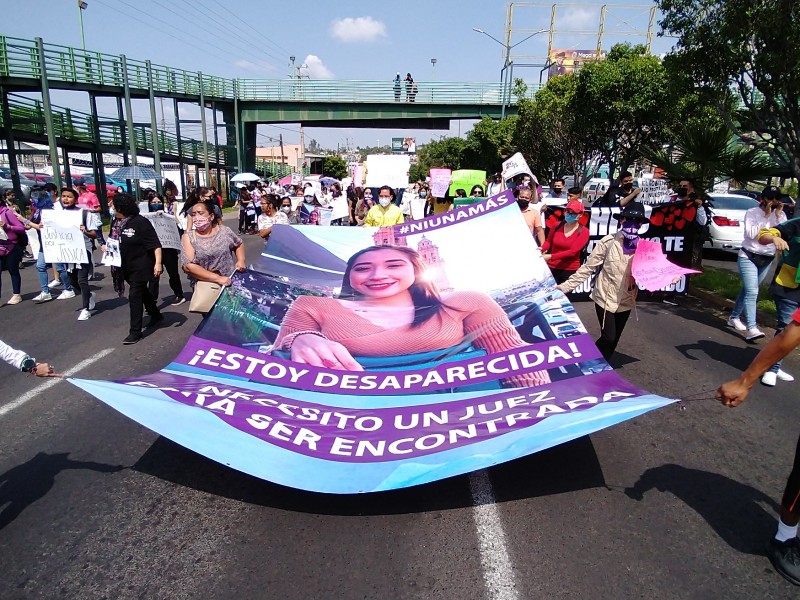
[777,369,795,382]
[48,279,62,289]
[762,371,777,386]
[727,317,747,331]
[57,289,76,300]
[88,292,96,310]
[6,294,22,305]
[745,327,765,341]
[33,291,52,303]
[77,308,91,321]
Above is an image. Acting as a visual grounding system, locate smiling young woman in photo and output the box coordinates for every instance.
[272,245,550,387]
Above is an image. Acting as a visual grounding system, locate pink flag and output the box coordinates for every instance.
[631,239,701,291]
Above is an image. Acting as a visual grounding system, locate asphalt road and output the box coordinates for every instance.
[1,218,799,599]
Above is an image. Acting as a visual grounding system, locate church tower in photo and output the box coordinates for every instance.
[416,236,453,292]
[372,227,408,247]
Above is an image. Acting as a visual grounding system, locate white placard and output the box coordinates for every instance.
[28,227,40,255]
[502,152,534,182]
[142,212,182,250]
[637,179,672,205]
[410,196,428,220]
[40,210,88,264]
[365,155,410,189]
[173,202,187,231]
[329,197,350,221]
[101,238,122,267]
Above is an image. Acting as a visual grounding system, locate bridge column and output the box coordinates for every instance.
[35,37,62,190]
[120,54,139,198]
[146,60,162,195]
[243,122,257,174]
[116,97,132,192]
[88,93,108,212]
[173,98,187,199]
[0,86,24,208]
[198,72,210,187]
[212,101,221,193]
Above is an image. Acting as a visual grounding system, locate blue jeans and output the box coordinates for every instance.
[36,252,72,293]
[768,295,800,374]
[0,244,23,295]
[731,252,773,328]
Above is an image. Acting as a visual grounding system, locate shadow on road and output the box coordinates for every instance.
[675,339,761,372]
[132,435,606,516]
[0,453,124,530]
[625,464,779,556]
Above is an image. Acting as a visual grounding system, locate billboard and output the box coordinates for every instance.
[391,137,416,154]
[548,49,607,78]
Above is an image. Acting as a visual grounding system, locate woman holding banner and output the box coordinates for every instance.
[272,245,551,388]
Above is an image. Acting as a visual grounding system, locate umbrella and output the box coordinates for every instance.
[231,172,261,183]
[278,175,293,186]
[319,176,339,186]
[110,165,161,180]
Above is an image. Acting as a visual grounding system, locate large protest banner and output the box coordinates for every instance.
[142,212,182,250]
[40,209,88,263]
[70,191,675,493]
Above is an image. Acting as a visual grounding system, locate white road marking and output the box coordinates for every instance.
[469,469,519,600]
[0,347,115,418]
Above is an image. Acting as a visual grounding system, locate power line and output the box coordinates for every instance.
[194,0,292,59]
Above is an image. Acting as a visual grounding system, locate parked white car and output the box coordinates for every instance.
[705,193,760,252]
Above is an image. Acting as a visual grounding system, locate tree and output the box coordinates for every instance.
[307,138,321,154]
[574,43,672,183]
[415,137,468,172]
[408,163,427,184]
[514,74,604,186]
[463,117,518,175]
[356,145,393,161]
[642,123,776,196]
[657,0,800,178]
[322,155,348,180]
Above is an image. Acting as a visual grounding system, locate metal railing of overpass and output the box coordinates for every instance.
[1,93,231,165]
[0,35,539,104]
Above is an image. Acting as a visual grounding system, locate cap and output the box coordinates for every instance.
[565,199,584,213]
[762,185,781,199]
[613,201,648,223]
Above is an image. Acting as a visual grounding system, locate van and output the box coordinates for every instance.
[582,177,610,205]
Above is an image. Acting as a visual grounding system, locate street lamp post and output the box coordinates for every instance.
[431,58,437,102]
[77,0,88,50]
[472,27,547,119]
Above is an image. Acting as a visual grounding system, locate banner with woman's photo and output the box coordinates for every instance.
[69,190,675,494]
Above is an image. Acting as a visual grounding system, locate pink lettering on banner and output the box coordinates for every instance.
[631,239,700,291]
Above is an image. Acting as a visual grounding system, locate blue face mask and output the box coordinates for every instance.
[564,213,579,223]
[151,203,163,211]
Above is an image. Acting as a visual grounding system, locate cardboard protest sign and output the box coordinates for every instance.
[70,192,677,493]
[637,179,672,205]
[632,239,700,291]
[142,212,182,250]
[329,197,350,221]
[429,168,452,198]
[502,152,534,182]
[40,209,88,264]
[447,170,486,196]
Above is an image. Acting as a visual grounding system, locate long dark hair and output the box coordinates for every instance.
[338,246,444,327]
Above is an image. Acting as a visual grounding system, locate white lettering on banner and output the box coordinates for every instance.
[142,212,182,250]
[40,209,88,263]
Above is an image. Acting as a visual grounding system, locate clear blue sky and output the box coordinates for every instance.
[6,0,673,151]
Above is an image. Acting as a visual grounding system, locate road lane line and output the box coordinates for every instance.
[469,469,519,600]
[0,347,115,418]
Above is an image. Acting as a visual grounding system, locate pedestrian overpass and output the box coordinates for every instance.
[0,35,535,196]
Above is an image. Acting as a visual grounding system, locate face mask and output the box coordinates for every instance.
[193,215,211,231]
[620,221,641,253]
[151,203,163,211]
[565,213,579,224]
[281,206,291,213]
[419,192,427,198]
[622,182,633,191]
[553,188,563,195]
[517,199,530,210]
[676,187,688,197]
[379,197,391,207]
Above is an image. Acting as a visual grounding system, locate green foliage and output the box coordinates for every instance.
[356,145,393,161]
[322,155,348,180]
[415,136,469,173]
[574,43,672,182]
[692,265,775,317]
[408,163,428,184]
[657,0,800,179]
[643,123,777,195]
[463,117,518,175]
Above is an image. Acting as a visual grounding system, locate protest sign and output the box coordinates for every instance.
[637,179,672,205]
[40,209,88,264]
[329,197,350,221]
[632,239,700,291]
[70,191,675,493]
[173,202,187,231]
[447,170,486,196]
[291,173,302,186]
[502,152,534,182]
[142,212,182,250]
[365,155,410,189]
[429,168,451,198]
[101,238,121,267]
[410,195,427,220]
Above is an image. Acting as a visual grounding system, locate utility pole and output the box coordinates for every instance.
[279,133,285,175]
[77,1,88,50]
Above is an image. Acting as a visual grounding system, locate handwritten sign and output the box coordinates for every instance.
[429,168,451,198]
[142,212,182,250]
[502,152,534,182]
[40,210,88,264]
[638,179,672,205]
[631,239,700,291]
[448,170,486,196]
